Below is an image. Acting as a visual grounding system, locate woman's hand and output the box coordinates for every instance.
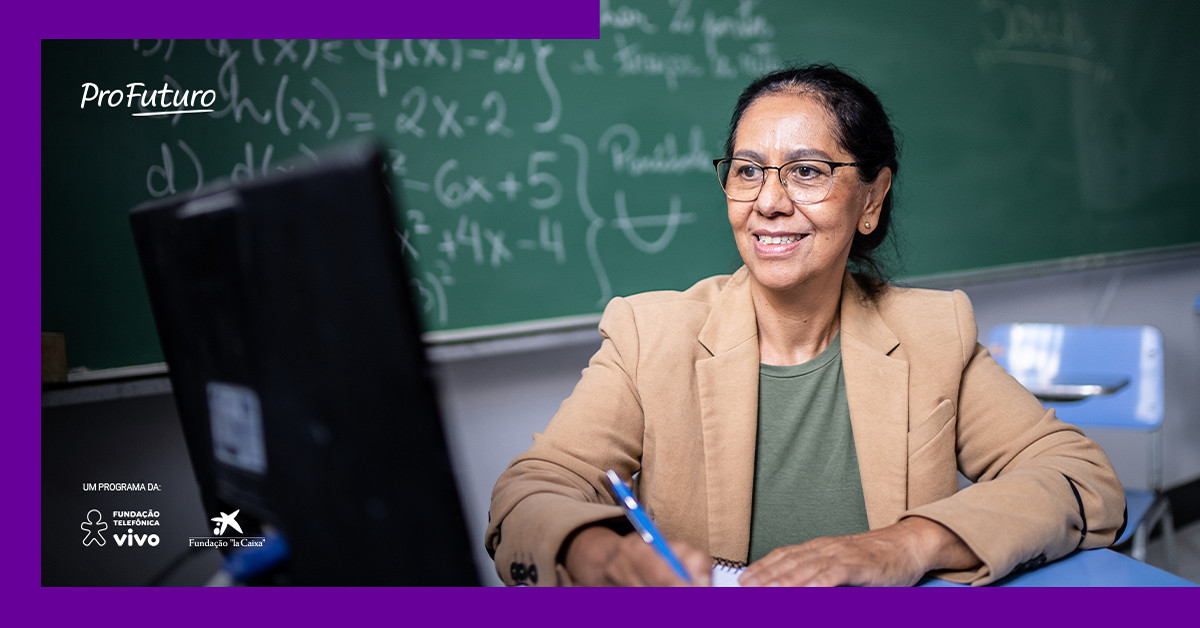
[739,516,980,587]
[563,524,712,586]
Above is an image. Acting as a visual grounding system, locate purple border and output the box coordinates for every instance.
[14,8,44,620]
[18,2,1193,626]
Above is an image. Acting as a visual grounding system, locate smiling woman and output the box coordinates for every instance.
[723,92,890,367]
[485,64,1126,587]
[719,66,899,298]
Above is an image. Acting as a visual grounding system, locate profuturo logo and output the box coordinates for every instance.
[79,82,217,117]
[81,509,108,547]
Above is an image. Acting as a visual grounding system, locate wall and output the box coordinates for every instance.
[434,339,601,586]
[437,252,1200,586]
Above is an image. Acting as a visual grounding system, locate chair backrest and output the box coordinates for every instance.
[985,324,1163,431]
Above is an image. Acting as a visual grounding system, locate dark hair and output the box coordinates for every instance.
[724,64,900,298]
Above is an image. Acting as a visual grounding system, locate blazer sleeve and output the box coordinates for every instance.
[902,290,1126,585]
[484,296,647,586]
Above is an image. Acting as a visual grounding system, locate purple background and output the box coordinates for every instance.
[14,2,1190,624]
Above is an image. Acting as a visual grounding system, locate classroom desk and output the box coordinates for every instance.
[918,549,1195,587]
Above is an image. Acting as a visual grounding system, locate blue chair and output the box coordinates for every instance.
[985,323,1176,572]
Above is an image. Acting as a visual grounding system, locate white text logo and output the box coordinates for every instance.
[80,82,217,117]
[113,529,161,547]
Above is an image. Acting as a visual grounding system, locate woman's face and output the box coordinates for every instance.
[727,92,889,295]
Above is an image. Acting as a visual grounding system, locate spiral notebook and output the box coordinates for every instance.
[712,564,746,587]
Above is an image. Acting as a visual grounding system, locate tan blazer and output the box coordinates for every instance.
[486,268,1125,586]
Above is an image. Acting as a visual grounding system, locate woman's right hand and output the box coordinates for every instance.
[563,524,712,586]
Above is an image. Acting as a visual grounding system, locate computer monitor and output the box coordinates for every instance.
[130,140,478,585]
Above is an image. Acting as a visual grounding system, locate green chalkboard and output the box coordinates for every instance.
[42,2,1200,371]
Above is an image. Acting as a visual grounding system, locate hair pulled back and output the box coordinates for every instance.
[724,64,900,297]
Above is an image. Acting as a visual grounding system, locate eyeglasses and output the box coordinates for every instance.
[713,157,858,204]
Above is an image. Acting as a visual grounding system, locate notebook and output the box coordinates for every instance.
[712,564,745,587]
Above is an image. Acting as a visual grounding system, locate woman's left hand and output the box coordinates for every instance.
[738,516,980,587]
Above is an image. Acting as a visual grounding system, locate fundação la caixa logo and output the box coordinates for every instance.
[191,510,267,549]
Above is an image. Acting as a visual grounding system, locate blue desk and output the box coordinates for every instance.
[919,549,1195,587]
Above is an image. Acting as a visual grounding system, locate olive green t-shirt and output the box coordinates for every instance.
[748,334,870,563]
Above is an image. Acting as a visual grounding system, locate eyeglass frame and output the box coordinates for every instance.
[712,157,860,204]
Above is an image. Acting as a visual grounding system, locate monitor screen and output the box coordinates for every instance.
[130,140,478,585]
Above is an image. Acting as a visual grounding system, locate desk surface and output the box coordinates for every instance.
[919,549,1195,587]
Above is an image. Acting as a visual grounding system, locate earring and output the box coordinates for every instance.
[864,222,871,229]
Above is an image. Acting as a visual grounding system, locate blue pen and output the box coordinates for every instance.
[605,469,693,584]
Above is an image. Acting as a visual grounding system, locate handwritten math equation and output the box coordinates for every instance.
[133,2,782,330]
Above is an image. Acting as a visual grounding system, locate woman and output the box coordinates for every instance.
[485,65,1124,586]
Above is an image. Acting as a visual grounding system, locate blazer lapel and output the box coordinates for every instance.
[839,273,910,529]
[695,268,760,563]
